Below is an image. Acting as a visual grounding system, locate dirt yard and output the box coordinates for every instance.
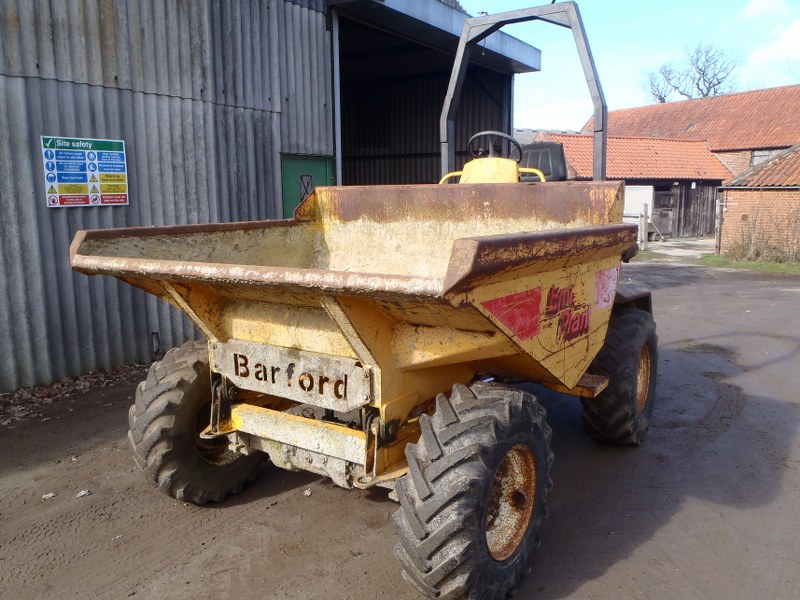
[2,256,799,600]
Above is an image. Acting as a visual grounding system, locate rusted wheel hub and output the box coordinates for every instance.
[485,443,537,561]
[635,345,652,414]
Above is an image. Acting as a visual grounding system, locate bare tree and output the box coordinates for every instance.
[647,44,738,103]
[647,66,678,103]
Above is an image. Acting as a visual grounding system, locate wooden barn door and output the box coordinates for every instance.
[653,190,675,237]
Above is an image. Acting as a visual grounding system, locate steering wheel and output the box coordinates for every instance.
[467,131,523,162]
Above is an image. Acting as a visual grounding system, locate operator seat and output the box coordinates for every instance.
[520,142,567,182]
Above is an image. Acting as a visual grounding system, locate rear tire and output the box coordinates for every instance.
[392,383,553,600]
[581,308,658,445]
[128,340,265,504]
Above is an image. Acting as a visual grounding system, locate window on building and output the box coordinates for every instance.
[752,149,783,166]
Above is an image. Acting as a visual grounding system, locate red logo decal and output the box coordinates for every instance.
[545,285,576,318]
[559,308,591,341]
[481,288,543,340]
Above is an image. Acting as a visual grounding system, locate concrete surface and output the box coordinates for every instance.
[643,236,716,258]
[1,255,799,600]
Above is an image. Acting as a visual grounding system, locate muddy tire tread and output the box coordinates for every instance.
[128,339,263,504]
[581,308,658,445]
[392,383,553,600]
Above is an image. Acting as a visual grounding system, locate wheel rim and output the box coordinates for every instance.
[635,345,652,414]
[194,403,238,467]
[485,443,537,561]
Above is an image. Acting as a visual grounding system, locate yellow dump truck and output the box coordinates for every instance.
[70,4,657,599]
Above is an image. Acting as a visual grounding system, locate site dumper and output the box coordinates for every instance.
[71,161,657,599]
[70,4,657,598]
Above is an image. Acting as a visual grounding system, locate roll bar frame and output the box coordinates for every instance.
[440,1,607,181]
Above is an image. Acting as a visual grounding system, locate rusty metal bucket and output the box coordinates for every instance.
[71,180,635,484]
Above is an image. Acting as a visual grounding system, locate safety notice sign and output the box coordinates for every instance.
[41,136,129,207]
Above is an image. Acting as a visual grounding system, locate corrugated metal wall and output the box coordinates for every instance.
[342,66,511,185]
[0,0,332,392]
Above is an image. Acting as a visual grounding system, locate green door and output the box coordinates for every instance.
[281,155,335,218]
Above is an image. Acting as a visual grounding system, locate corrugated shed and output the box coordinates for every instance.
[583,85,800,152]
[538,132,731,181]
[0,0,332,392]
[343,67,510,185]
[278,0,332,155]
[725,145,800,188]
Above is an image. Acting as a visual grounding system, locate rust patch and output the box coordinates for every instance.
[636,344,652,413]
[313,181,624,225]
[485,443,537,562]
[443,224,637,295]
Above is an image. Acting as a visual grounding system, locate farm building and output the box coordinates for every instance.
[0,0,540,392]
[535,132,731,238]
[586,85,800,179]
[719,145,800,261]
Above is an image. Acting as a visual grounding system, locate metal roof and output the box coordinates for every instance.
[436,0,468,12]
[332,0,541,74]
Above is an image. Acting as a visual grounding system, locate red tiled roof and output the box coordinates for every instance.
[538,132,732,181]
[582,85,800,152]
[725,145,800,187]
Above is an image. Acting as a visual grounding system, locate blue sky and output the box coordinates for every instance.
[458,0,800,131]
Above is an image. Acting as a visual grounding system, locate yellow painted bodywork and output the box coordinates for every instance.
[71,156,636,487]
[466,255,621,389]
[439,157,545,184]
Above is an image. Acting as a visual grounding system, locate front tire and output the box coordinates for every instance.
[581,308,658,445]
[128,340,265,504]
[392,383,553,600]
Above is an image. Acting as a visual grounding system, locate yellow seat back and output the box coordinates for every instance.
[438,158,546,184]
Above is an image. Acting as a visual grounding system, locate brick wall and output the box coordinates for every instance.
[715,151,752,179]
[721,188,800,260]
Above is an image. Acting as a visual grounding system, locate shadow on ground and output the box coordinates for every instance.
[511,336,799,598]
